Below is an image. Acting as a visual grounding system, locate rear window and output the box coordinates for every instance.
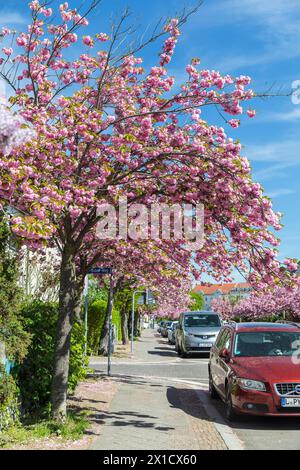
[184,314,221,328]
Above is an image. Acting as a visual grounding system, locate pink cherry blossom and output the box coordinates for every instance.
[82,35,94,47]
[247,109,256,118]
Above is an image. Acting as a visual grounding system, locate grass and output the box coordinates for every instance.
[0,411,90,448]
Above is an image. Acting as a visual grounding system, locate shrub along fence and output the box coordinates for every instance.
[15,300,88,418]
[0,342,19,431]
[87,299,122,355]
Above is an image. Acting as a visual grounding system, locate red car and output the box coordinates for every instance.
[209,321,300,420]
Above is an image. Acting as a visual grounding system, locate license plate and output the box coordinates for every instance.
[281,397,300,407]
[199,343,213,348]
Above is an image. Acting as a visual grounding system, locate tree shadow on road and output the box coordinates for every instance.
[166,386,213,422]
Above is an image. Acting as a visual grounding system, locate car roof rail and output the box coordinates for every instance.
[275,320,300,328]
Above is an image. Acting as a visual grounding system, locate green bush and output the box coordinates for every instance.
[15,300,88,417]
[0,367,20,431]
[87,300,122,354]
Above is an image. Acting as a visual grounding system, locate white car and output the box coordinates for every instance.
[168,321,179,344]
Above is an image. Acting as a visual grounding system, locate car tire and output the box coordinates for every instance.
[225,386,238,422]
[208,371,219,399]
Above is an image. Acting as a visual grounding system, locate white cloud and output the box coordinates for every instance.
[0,12,28,26]
[244,139,300,181]
[190,0,300,71]
[267,188,296,198]
[262,108,300,122]
[245,139,300,162]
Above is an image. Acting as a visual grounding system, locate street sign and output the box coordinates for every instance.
[88,267,112,275]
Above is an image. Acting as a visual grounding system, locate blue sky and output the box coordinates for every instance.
[1,0,300,267]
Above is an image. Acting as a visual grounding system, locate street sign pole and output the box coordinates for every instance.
[107,272,113,377]
[83,275,89,356]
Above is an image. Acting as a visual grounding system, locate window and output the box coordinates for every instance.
[234,331,300,357]
[215,329,228,350]
[184,314,221,328]
[224,330,232,351]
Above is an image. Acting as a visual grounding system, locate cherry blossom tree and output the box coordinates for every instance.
[211,296,233,320]
[233,287,300,321]
[0,1,298,420]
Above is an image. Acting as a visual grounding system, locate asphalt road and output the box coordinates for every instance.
[91,329,300,450]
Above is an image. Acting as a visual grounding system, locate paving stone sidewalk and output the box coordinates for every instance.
[90,375,227,450]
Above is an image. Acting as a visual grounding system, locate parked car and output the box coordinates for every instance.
[168,321,179,344]
[209,321,300,420]
[157,320,166,334]
[161,320,173,337]
[175,311,222,357]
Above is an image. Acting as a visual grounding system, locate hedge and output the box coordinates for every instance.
[0,368,19,431]
[15,300,88,417]
[87,300,122,355]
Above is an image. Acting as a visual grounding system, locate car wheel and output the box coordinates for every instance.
[208,371,219,399]
[225,386,238,422]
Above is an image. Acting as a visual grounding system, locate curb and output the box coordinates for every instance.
[193,388,244,451]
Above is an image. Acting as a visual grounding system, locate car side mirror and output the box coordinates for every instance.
[219,348,230,362]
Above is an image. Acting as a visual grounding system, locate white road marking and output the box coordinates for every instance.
[91,360,209,366]
[107,372,209,388]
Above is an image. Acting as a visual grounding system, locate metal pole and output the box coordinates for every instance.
[107,273,113,376]
[84,275,89,356]
[131,291,135,354]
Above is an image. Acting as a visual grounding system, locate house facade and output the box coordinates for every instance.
[193,282,252,309]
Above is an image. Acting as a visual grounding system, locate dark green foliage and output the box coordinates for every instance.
[16,300,88,417]
[0,366,20,430]
[87,299,122,354]
[189,291,205,311]
[0,215,30,362]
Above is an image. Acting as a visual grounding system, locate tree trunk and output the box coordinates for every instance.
[51,247,77,422]
[121,308,129,345]
[134,309,141,337]
[98,279,114,355]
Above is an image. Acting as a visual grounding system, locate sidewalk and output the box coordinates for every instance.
[90,330,227,450]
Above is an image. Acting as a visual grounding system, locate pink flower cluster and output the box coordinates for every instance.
[0,5,297,294]
[160,19,180,66]
[232,285,300,321]
[0,97,35,155]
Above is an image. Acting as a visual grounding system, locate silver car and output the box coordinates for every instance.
[175,311,222,357]
[161,320,173,337]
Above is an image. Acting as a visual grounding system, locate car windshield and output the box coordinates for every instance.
[234,331,300,357]
[184,314,221,328]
